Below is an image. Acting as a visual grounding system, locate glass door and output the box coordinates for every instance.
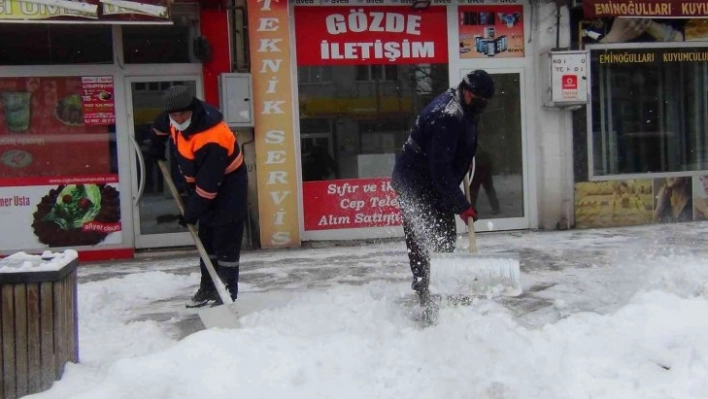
[460,69,529,231]
[126,77,202,249]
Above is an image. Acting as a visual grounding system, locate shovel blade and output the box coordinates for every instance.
[198,303,244,329]
[197,291,296,329]
[431,252,522,297]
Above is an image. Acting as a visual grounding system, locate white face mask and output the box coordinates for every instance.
[170,116,192,132]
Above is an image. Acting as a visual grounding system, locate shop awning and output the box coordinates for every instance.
[0,0,170,24]
[584,0,708,18]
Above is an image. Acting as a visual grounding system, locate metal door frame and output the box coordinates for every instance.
[124,74,203,249]
[458,67,531,232]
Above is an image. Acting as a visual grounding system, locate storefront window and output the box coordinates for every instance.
[122,3,201,64]
[299,64,448,182]
[0,25,113,65]
[294,5,449,231]
[0,76,122,251]
[591,47,708,176]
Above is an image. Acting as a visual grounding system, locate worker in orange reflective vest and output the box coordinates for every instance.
[150,85,247,308]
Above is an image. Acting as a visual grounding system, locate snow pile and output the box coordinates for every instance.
[0,249,78,273]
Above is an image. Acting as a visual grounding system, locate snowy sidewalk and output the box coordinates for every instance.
[78,222,708,338]
[26,222,708,399]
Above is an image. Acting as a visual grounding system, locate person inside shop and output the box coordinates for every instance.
[302,143,338,181]
[148,85,248,308]
[391,70,495,305]
[468,145,500,216]
[654,176,692,223]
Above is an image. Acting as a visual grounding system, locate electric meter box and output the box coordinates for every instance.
[219,73,254,127]
[542,51,589,108]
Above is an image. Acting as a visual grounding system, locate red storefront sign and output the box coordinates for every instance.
[303,178,402,231]
[584,0,708,18]
[294,6,448,65]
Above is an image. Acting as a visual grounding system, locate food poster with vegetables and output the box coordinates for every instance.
[0,76,115,179]
[0,179,122,251]
[458,5,524,59]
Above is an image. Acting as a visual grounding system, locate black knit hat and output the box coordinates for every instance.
[460,70,495,99]
[162,85,194,113]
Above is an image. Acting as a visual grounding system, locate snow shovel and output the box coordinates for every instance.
[157,160,245,329]
[430,159,522,297]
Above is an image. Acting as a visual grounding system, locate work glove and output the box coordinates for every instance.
[459,206,478,223]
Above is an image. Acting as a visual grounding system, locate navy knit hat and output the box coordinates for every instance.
[162,85,194,113]
[460,70,495,99]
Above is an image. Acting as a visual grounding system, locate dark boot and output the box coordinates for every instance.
[219,266,239,301]
[186,266,219,308]
[411,275,430,306]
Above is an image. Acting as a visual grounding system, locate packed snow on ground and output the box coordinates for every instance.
[25,225,708,399]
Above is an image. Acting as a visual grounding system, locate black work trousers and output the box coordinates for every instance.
[197,217,245,299]
[396,188,457,280]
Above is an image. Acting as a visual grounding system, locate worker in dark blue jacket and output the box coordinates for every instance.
[391,70,495,305]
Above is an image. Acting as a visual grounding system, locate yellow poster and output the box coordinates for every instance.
[0,0,170,22]
[247,0,300,248]
[0,0,98,20]
[575,179,653,228]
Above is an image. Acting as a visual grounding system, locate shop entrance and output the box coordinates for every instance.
[125,76,203,249]
[461,69,530,231]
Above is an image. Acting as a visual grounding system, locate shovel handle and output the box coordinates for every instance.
[464,158,478,254]
[156,160,233,305]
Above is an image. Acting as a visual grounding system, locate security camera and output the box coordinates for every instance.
[583,29,603,41]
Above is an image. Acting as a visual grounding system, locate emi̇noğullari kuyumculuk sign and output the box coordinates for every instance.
[458,5,524,59]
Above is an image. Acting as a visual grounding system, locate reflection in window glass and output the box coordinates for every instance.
[355,65,400,82]
[475,73,524,219]
[299,66,334,84]
[298,64,449,181]
[0,25,113,65]
[0,76,117,179]
[130,80,197,235]
[122,3,200,64]
[591,48,708,176]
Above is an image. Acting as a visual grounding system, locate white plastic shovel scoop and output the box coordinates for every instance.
[430,163,522,297]
[158,160,251,329]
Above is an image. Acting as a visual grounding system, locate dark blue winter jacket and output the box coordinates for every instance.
[391,88,478,214]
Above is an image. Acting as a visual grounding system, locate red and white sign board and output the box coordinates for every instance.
[303,178,402,231]
[81,77,116,126]
[294,6,448,65]
[549,51,588,105]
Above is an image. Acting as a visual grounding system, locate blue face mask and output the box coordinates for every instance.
[170,116,192,132]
